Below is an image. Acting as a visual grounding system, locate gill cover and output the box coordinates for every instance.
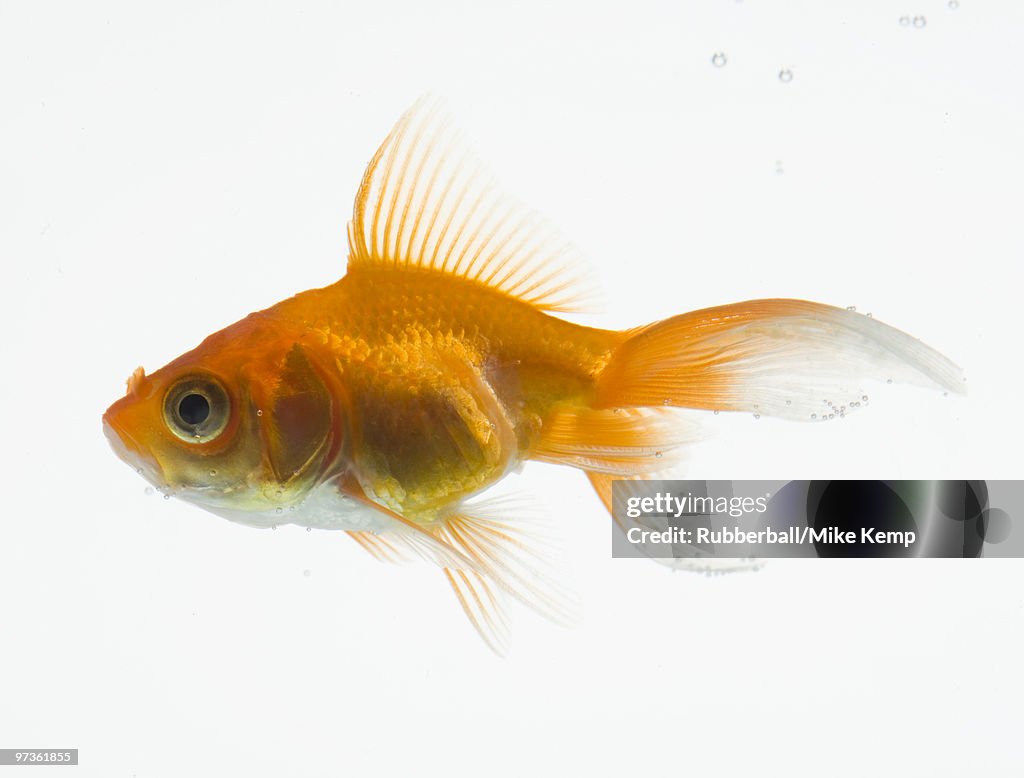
[257,344,334,485]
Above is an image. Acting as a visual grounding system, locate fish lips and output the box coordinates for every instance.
[102,403,166,489]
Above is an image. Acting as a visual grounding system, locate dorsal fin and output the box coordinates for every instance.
[347,96,601,313]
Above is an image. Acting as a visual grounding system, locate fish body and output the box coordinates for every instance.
[103,99,965,651]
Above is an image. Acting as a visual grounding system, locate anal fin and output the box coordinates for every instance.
[534,404,698,475]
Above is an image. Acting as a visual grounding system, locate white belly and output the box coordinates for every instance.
[197,480,391,533]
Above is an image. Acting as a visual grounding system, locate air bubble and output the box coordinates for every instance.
[271,525,277,531]
[887,378,893,384]
[948,0,958,8]
[753,413,761,420]
[655,451,663,458]
[136,467,143,474]
[275,489,283,498]
[144,487,154,496]
[713,409,720,415]
[711,52,727,68]
[866,312,873,318]
[163,494,171,500]
[828,413,835,419]
[306,526,312,532]
[899,16,911,26]
[275,507,283,515]
[256,409,264,417]
[913,15,926,27]
[209,469,217,477]
[785,400,792,406]
[778,69,793,83]
[862,395,869,401]
[846,305,857,312]
[303,569,311,577]
[811,413,817,420]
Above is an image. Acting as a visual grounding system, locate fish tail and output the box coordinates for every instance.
[536,299,966,517]
[595,298,964,415]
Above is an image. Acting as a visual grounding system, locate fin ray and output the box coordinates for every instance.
[535,405,698,475]
[348,96,601,313]
[597,299,966,420]
[432,495,580,632]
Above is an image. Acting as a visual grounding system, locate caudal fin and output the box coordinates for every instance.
[595,298,965,422]
[562,299,965,523]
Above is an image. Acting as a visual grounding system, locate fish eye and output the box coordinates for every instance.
[163,375,230,443]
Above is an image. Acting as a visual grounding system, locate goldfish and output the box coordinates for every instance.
[103,98,965,651]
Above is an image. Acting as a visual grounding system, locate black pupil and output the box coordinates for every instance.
[178,393,211,426]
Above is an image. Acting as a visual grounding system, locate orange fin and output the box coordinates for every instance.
[347,530,410,563]
[346,96,601,313]
[534,404,699,475]
[443,568,512,655]
[342,477,576,655]
[587,472,762,575]
[426,494,579,654]
[434,495,578,631]
[597,299,965,420]
[338,477,482,572]
[586,471,646,532]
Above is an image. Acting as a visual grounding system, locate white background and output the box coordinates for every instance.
[3,1,1023,776]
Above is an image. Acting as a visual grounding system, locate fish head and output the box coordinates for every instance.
[103,319,339,519]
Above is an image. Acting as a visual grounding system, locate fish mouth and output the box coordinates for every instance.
[102,408,165,488]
